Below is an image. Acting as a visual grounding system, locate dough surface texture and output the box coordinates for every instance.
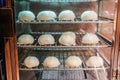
[38,34,55,45]
[81,33,99,44]
[81,11,98,20]
[24,56,39,68]
[65,56,82,67]
[43,56,60,68]
[58,10,75,21]
[18,34,34,44]
[86,56,104,67]
[18,11,35,21]
[37,10,57,21]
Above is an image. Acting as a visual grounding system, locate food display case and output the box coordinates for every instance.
[0,0,120,80]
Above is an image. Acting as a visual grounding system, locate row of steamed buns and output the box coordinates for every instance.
[18,10,98,21]
[18,32,100,46]
[24,55,104,68]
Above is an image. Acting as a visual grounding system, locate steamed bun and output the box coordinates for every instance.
[62,31,76,39]
[58,10,75,21]
[86,56,104,67]
[18,11,35,21]
[81,33,99,44]
[18,34,34,44]
[24,56,39,68]
[43,56,60,68]
[65,56,82,67]
[38,34,55,45]
[37,10,57,21]
[81,10,98,20]
[59,32,76,46]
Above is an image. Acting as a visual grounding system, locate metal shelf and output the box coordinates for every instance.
[18,48,109,80]
[40,70,108,80]
[16,17,114,24]
[19,50,110,71]
[17,32,112,50]
[29,0,97,2]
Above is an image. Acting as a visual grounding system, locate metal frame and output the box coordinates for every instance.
[1,0,120,80]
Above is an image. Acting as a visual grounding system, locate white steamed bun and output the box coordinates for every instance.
[24,56,39,68]
[18,11,35,21]
[58,10,75,21]
[62,31,76,39]
[37,10,57,21]
[59,32,76,46]
[65,56,82,67]
[38,34,55,45]
[81,10,98,20]
[18,34,34,44]
[43,56,60,68]
[86,56,104,67]
[81,33,99,44]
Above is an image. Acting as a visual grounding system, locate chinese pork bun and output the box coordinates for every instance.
[38,34,55,45]
[65,56,82,67]
[81,10,98,20]
[58,10,75,21]
[37,10,57,21]
[18,34,34,44]
[24,56,40,68]
[81,33,99,44]
[62,31,76,39]
[59,32,76,46]
[18,10,35,21]
[86,56,104,67]
[43,56,60,68]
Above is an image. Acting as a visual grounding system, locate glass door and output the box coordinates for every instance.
[14,0,118,80]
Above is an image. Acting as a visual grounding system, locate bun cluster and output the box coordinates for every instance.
[23,55,104,68]
[18,10,97,21]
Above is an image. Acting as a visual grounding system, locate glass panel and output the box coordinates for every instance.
[14,0,118,80]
